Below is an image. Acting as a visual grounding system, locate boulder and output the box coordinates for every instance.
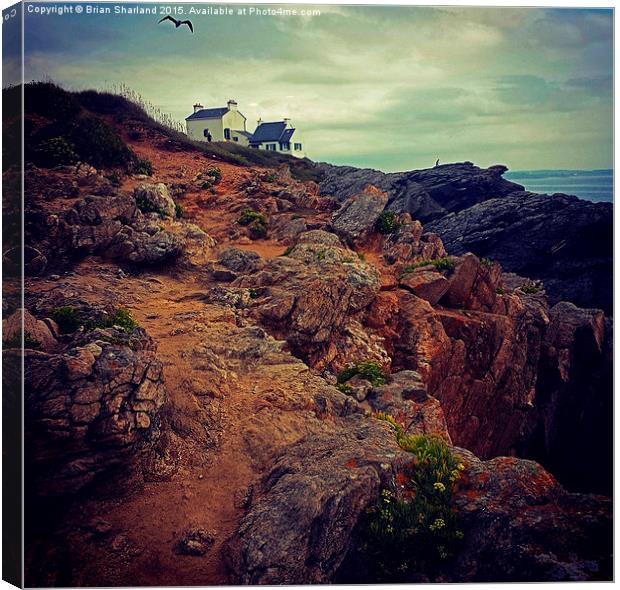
[399,270,449,304]
[133,183,176,218]
[331,185,388,244]
[21,320,166,497]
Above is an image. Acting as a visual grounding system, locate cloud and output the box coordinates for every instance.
[20,5,612,171]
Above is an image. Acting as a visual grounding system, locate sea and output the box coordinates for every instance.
[504,169,613,203]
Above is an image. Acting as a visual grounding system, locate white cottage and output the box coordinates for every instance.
[249,118,305,158]
[185,101,306,157]
[185,100,252,146]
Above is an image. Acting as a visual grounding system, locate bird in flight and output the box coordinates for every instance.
[158,15,194,33]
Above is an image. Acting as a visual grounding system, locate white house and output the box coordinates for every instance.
[185,101,306,157]
[249,118,305,158]
[185,100,251,146]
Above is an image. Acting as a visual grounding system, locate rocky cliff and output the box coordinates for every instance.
[8,83,613,586]
[317,162,613,313]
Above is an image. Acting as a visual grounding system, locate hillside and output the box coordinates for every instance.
[5,83,612,585]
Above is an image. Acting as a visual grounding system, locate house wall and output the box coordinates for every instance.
[231,130,250,147]
[254,131,306,158]
[186,117,224,142]
[186,110,247,143]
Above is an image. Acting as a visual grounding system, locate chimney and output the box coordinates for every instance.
[257,117,262,126]
[193,103,203,113]
[283,117,292,127]
[227,99,238,111]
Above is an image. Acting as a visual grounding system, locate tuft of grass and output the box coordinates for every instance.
[519,281,541,294]
[132,158,153,176]
[337,361,386,387]
[51,306,139,335]
[281,245,295,257]
[375,210,402,235]
[402,257,456,275]
[480,257,495,267]
[237,209,266,227]
[175,203,184,219]
[248,288,260,299]
[205,167,222,184]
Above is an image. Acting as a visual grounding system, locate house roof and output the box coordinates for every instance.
[250,121,296,143]
[234,130,254,139]
[186,107,247,121]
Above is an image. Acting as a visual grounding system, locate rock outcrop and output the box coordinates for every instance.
[425,191,612,313]
[331,185,388,244]
[319,163,612,313]
[22,310,166,497]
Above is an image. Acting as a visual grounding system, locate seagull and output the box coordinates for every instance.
[158,15,194,33]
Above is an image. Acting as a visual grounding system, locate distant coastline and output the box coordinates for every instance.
[504,169,613,203]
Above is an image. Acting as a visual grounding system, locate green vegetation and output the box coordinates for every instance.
[337,361,386,387]
[34,136,78,167]
[357,414,465,581]
[402,257,456,275]
[51,306,139,335]
[205,167,222,184]
[357,252,366,262]
[135,194,167,218]
[496,287,505,295]
[480,257,495,267]
[237,209,266,226]
[248,288,260,299]
[281,245,295,257]
[263,172,277,183]
[375,210,401,235]
[519,281,541,294]
[133,158,153,176]
[51,306,83,334]
[175,203,184,219]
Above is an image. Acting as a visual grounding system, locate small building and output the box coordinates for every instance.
[185,99,250,146]
[249,118,305,158]
[185,101,306,157]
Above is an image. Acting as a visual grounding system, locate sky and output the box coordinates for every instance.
[8,3,615,172]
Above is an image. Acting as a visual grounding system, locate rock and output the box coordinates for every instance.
[218,247,262,274]
[175,528,216,556]
[20,315,166,497]
[226,415,410,584]
[426,192,612,313]
[382,219,447,267]
[399,270,449,304]
[368,370,450,439]
[444,450,612,582]
[133,183,176,218]
[331,185,388,244]
[319,162,522,223]
[3,309,58,351]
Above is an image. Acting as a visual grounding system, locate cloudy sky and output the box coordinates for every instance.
[15,4,614,171]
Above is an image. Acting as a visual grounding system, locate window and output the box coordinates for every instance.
[224,128,231,140]
[280,142,290,151]
[294,143,302,151]
[266,144,277,151]
[233,136,238,142]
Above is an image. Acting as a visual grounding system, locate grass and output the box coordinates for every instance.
[375,210,402,235]
[175,203,184,219]
[402,257,456,275]
[519,281,541,294]
[337,361,386,387]
[51,306,139,335]
[355,414,465,581]
[237,209,266,226]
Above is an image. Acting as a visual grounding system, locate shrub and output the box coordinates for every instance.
[357,415,465,581]
[248,220,268,240]
[337,361,386,387]
[175,203,184,219]
[34,136,78,167]
[357,252,366,262]
[281,245,295,256]
[201,180,213,190]
[68,116,137,170]
[238,209,266,226]
[51,306,82,334]
[205,167,222,184]
[519,281,541,294]
[135,195,166,217]
[105,172,122,186]
[132,158,153,176]
[51,306,138,335]
[402,257,456,275]
[263,172,277,183]
[375,210,401,235]
[248,288,260,299]
[496,287,505,295]
[480,257,495,267]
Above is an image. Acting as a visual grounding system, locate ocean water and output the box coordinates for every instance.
[504,169,613,203]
